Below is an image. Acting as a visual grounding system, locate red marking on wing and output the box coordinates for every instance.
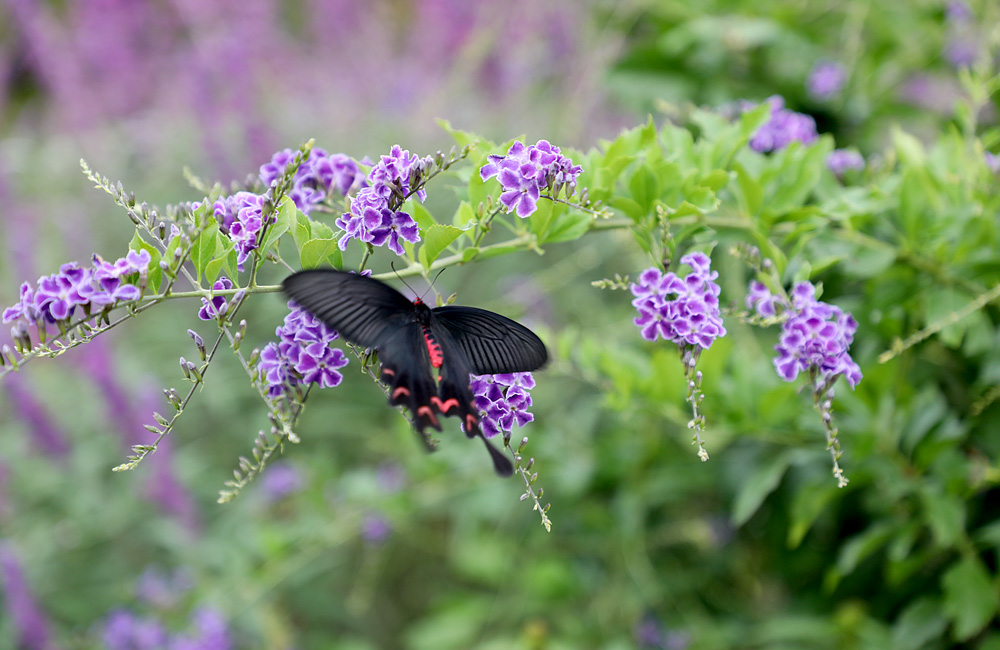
[392,386,410,399]
[431,397,460,413]
[417,405,439,427]
[422,328,444,368]
[465,414,478,430]
[381,368,395,377]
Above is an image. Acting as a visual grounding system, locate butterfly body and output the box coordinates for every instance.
[282,269,548,476]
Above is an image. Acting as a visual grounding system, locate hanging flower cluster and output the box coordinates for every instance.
[469,372,535,439]
[258,302,349,398]
[259,147,363,215]
[745,96,819,153]
[479,139,583,218]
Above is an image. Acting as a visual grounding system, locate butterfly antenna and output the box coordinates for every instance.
[390,260,420,298]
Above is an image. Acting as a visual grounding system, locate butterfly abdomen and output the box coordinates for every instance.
[421,326,444,368]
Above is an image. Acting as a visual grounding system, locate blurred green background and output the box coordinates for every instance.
[1,1,999,648]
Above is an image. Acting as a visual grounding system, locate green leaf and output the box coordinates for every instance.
[292,211,312,250]
[436,118,483,150]
[452,201,477,232]
[528,198,555,239]
[731,452,791,526]
[539,211,592,244]
[129,231,163,294]
[891,597,948,650]
[733,161,763,216]
[203,234,234,285]
[920,487,966,547]
[628,164,658,212]
[835,522,896,577]
[190,222,220,283]
[893,126,927,167]
[409,200,437,232]
[787,482,837,548]
[461,247,480,262]
[418,224,462,269]
[311,220,335,240]
[942,556,999,640]
[300,237,342,269]
[260,197,296,255]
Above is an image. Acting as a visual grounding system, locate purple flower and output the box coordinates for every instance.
[0,544,59,650]
[197,277,234,321]
[746,96,819,153]
[479,139,583,218]
[806,61,846,100]
[827,149,865,177]
[259,148,363,214]
[258,462,305,502]
[135,567,193,610]
[945,36,978,68]
[103,610,168,650]
[212,192,266,271]
[335,145,428,253]
[468,372,535,438]
[752,281,862,389]
[3,251,150,328]
[946,0,972,22]
[361,513,392,545]
[258,301,349,397]
[630,253,726,350]
[168,608,232,650]
[986,152,1000,174]
[4,377,71,458]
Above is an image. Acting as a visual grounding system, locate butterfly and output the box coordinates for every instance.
[282,269,548,476]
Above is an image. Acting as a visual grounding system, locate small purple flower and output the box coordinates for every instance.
[986,152,1000,174]
[259,148,363,214]
[468,372,535,438]
[827,149,865,178]
[213,192,266,271]
[0,544,58,650]
[752,281,863,389]
[806,61,846,101]
[169,608,232,650]
[335,145,428,254]
[361,513,392,545]
[480,139,583,218]
[945,36,978,68]
[258,301,349,397]
[258,462,305,502]
[103,610,168,650]
[946,0,972,22]
[746,96,819,153]
[197,277,233,321]
[630,253,726,350]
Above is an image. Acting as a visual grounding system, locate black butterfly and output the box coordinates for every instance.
[282,269,548,476]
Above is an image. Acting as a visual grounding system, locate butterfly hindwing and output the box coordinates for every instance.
[377,324,442,433]
[282,270,414,348]
[431,306,548,375]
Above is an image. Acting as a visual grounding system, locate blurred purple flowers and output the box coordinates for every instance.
[746,96,819,153]
[212,192,266,271]
[259,148,363,215]
[630,253,726,350]
[747,281,862,389]
[335,145,428,255]
[258,301,349,398]
[103,607,231,650]
[0,544,58,650]
[827,149,865,177]
[258,462,305,502]
[3,250,150,329]
[480,140,583,218]
[469,372,535,439]
[986,152,1000,174]
[806,61,846,101]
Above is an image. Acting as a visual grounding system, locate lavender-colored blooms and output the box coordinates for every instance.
[468,372,535,438]
[3,377,71,458]
[986,152,1000,174]
[827,149,865,177]
[630,253,727,350]
[361,513,392,545]
[944,36,978,68]
[258,302,348,397]
[212,192,267,271]
[103,609,168,650]
[168,607,232,650]
[3,251,150,327]
[335,145,428,253]
[746,96,819,153]
[946,0,972,22]
[480,139,583,218]
[751,281,863,388]
[135,567,194,610]
[258,462,305,502]
[807,61,846,100]
[0,544,60,650]
[259,148,363,214]
[197,277,234,321]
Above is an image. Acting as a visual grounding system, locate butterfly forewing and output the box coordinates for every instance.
[431,306,548,375]
[282,270,414,348]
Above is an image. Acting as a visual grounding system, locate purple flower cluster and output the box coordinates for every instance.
[747,281,862,388]
[103,607,231,650]
[806,61,846,101]
[630,253,727,350]
[335,145,429,255]
[259,148,364,215]
[479,140,583,218]
[827,149,865,177]
[469,372,535,438]
[986,152,1000,174]
[746,96,819,153]
[0,544,57,650]
[212,192,267,271]
[258,462,305,502]
[3,250,150,327]
[197,277,235,321]
[258,301,348,398]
